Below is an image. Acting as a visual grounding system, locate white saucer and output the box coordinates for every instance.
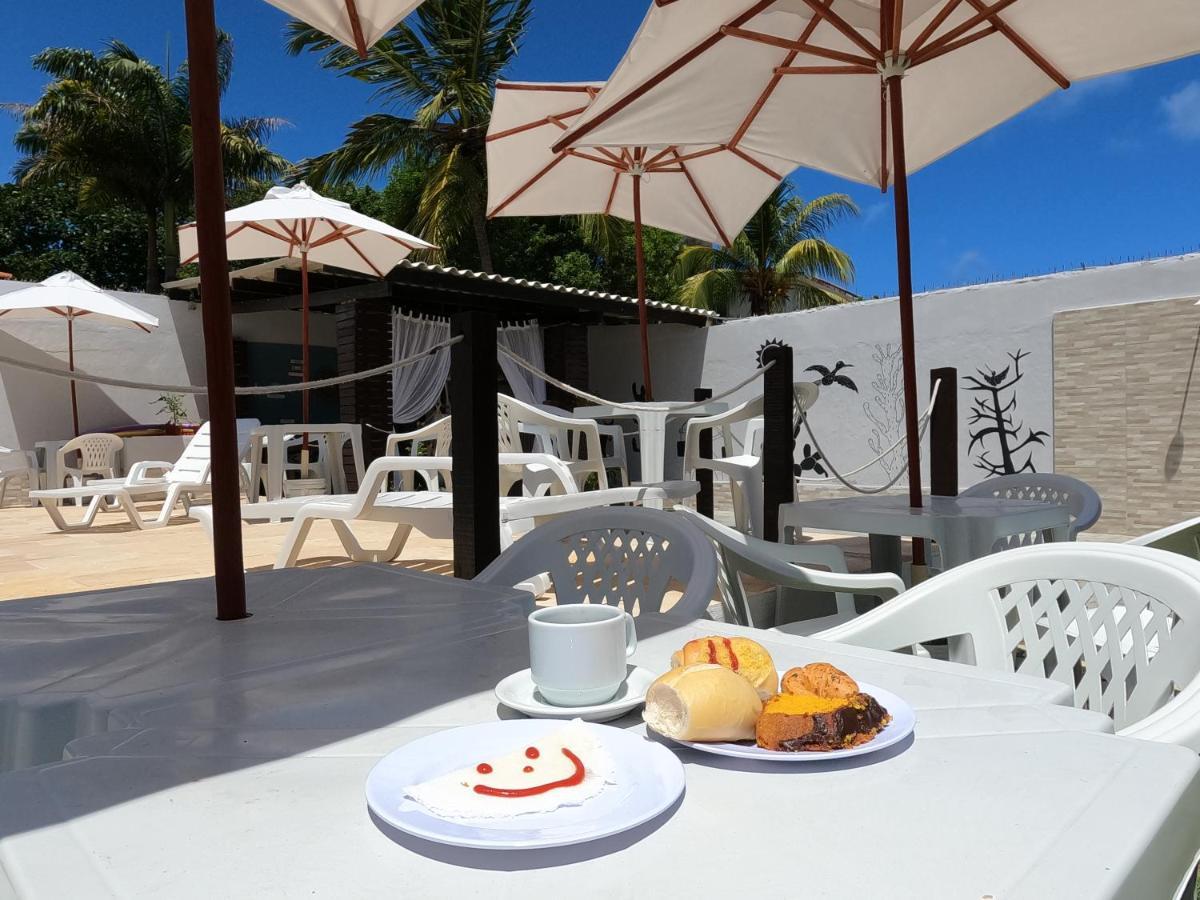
[495,666,655,723]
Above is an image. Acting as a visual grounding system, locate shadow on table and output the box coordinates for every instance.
[367,795,683,870]
[643,728,915,774]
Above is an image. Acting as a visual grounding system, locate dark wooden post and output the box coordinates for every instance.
[930,367,959,497]
[185,0,246,620]
[451,312,500,578]
[761,343,794,543]
[693,387,714,518]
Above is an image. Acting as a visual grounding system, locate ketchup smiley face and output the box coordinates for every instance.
[472,747,585,798]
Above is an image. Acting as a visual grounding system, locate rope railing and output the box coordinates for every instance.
[793,378,942,495]
[497,345,773,413]
[0,335,463,397]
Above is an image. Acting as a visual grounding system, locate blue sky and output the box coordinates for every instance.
[3,0,1200,297]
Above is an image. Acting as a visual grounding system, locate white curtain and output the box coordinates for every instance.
[391,311,452,424]
[497,320,547,405]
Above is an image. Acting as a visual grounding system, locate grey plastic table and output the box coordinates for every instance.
[0,567,1195,898]
[574,401,728,485]
[780,494,1073,574]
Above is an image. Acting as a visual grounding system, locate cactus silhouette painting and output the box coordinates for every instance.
[966,350,1048,476]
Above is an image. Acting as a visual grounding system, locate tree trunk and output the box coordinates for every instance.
[145,208,161,294]
[471,199,494,274]
[750,292,768,317]
[161,196,180,284]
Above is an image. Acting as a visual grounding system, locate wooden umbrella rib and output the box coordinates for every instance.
[729,17,819,149]
[344,0,368,59]
[496,82,598,93]
[879,81,890,191]
[644,146,676,167]
[727,145,782,180]
[911,24,999,66]
[565,148,626,169]
[342,234,385,277]
[308,223,357,249]
[721,27,877,67]
[603,168,621,215]
[550,0,777,153]
[672,149,732,247]
[487,108,588,143]
[666,145,727,165]
[776,65,877,75]
[796,0,882,62]
[906,0,965,56]
[891,0,905,56]
[916,0,1019,59]
[962,0,1069,88]
[488,152,571,217]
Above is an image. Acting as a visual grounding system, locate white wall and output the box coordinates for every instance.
[0,283,208,449]
[588,253,1200,489]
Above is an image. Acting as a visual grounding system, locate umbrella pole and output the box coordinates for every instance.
[632,172,654,401]
[300,249,311,475]
[67,314,79,437]
[886,70,928,570]
[184,0,248,620]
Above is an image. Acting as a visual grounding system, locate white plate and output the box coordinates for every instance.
[669,682,916,762]
[495,666,655,723]
[365,719,685,850]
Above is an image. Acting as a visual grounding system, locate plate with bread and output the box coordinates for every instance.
[643,636,915,761]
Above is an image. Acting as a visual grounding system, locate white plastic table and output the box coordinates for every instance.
[248,423,365,502]
[0,567,1195,898]
[780,494,1073,574]
[574,401,728,485]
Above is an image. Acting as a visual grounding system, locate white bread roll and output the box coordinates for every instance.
[643,664,763,742]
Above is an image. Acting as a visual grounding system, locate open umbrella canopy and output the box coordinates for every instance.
[262,0,423,57]
[488,81,793,247]
[0,271,158,331]
[179,182,435,277]
[555,0,1200,189]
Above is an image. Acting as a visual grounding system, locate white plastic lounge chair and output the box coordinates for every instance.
[474,506,718,620]
[958,473,1102,545]
[0,446,38,508]
[190,453,699,569]
[674,506,905,630]
[814,542,1200,749]
[30,419,260,531]
[384,416,452,491]
[683,383,819,537]
[498,394,608,493]
[1128,514,1200,560]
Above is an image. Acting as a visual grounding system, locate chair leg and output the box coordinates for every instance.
[276,517,316,569]
[330,519,413,563]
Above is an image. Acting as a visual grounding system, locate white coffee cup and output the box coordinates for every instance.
[528,605,637,707]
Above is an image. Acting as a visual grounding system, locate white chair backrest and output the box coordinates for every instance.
[496,395,526,453]
[474,507,718,620]
[959,473,1102,543]
[166,419,260,486]
[59,433,123,471]
[818,543,1200,738]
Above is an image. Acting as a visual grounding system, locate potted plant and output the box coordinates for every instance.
[154,393,189,436]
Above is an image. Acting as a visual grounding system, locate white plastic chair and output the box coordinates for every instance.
[682,382,818,537]
[31,419,260,530]
[675,506,905,631]
[535,403,630,487]
[0,446,38,508]
[497,394,608,493]
[1128,514,1200,560]
[57,433,123,504]
[385,416,452,491]
[814,542,1200,749]
[959,473,1102,545]
[474,506,717,620]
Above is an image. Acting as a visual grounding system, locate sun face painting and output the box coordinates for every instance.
[404,722,617,820]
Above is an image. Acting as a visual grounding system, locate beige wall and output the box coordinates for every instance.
[1054,296,1200,537]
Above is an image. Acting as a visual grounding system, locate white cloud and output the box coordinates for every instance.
[861,200,888,226]
[1162,81,1200,140]
[949,249,987,281]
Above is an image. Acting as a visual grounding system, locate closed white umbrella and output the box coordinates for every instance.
[179,182,435,420]
[556,0,1200,545]
[0,271,159,436]
[488,81,792,398]
[262,0,423,57]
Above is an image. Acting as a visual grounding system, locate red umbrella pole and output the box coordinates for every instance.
[301,249,311,423]
[886,70,927,568]
[67,313,79,437]
[184,0,248,620]
[631,171,654,401]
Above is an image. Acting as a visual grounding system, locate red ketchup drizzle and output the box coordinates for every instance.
[723,637,740,671]
[525,747,540,759]
[475,763,493,775]
[706,639,717,664]
[474,748,585,797]
[523,766,534,773]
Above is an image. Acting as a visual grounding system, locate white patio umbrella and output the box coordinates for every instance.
[184,0,428,618]
[488,81,793,399]
[179,182,435,421]
[0,272,159,437]
[262,0,424,57]
[556,0,1200,545]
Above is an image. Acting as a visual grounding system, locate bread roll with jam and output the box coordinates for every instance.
[671,636,778,699]
[643,664,763,742]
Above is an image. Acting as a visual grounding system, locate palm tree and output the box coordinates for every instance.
[286,0,533,273]
[674,187,859,317]
[7,37,288,292]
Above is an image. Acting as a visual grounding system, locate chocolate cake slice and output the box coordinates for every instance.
[755,691,892,752]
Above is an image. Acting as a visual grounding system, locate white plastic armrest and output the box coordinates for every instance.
[385,420,448,454]
[127,460,175,483]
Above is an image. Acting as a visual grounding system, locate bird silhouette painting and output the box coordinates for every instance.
[806,361,858,392]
